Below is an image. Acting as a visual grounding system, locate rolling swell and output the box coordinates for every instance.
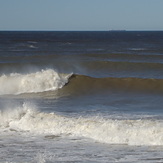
[0,68,162,97]
[1,59,163,79]
[82,60,163,73]
[62,74,163,94]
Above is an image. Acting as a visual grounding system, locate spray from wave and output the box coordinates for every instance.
[0,69,71,95]
[1,102,163,146]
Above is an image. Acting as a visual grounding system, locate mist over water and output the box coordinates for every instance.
[0,31,163,162]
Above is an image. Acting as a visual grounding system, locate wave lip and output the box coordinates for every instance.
[0,69,71,95]
[1,103,163,146]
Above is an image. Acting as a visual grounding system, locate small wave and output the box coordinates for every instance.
[129,48,146,51]
[0,69,71,95]
[27,41,38,44]
[28,45,37,48]
[1,103,163,146]
[81,60,163,71]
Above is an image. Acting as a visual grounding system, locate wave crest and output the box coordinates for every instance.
[0,69,71,95]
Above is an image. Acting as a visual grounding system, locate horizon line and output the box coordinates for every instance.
[0,29,163,32]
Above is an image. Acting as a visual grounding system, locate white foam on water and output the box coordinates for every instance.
[1,102,163,146]
[130,48,146,51]
[0,69,71,95]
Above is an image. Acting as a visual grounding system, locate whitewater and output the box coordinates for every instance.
[1,102,163,146]
[1,31,163,163]
[0,69,71,95]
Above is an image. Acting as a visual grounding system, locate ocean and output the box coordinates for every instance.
[0,31,163,163]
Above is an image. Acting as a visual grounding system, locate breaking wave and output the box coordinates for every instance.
[0,69,71,95]
[0,69,163,96]
[1,103,163,146]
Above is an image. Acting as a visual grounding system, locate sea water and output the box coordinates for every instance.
[0,31,163,162]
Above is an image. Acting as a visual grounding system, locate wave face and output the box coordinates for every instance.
[64,75,163,95]
[1,103,163,146]
[0,69,71,95]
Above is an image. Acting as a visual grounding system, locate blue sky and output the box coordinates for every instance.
[0,0,163,31]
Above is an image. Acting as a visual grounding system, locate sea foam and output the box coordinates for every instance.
[1,103,163,146]
[0,69,71,95]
